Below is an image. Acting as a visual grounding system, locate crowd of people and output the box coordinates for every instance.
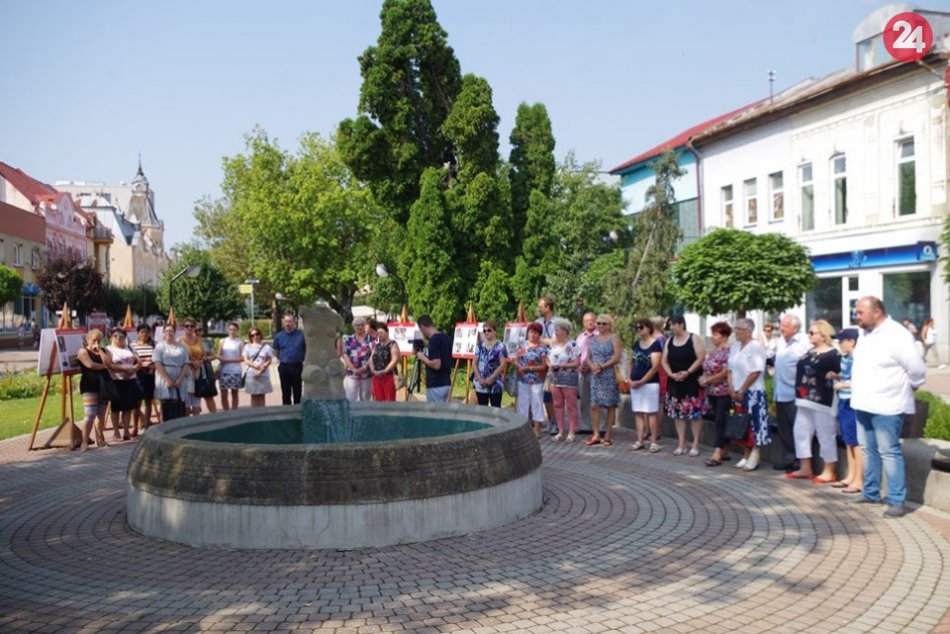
[71,298,926,518]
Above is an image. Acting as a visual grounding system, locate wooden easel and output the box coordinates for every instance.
[506,300,528,408]
[450,304,478,403]
[28,303,79,451]
[397,304,412,401]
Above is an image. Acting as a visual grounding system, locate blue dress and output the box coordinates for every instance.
[589,337,620,407]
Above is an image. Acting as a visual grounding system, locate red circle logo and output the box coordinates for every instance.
[883,12,933,62]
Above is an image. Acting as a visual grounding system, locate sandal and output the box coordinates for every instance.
[812,475,838,484]
[602,440,612,447]
[784,472,813,480]
[831,481,849,489]
[585,438,601,446]
[704,458,723,467]
[648,443,661,453]
[630,441,644,451]
[841,487,862,494]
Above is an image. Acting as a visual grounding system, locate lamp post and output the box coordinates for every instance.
[375,263,406,318]
[244,278,260,325]
[169,264,201,313]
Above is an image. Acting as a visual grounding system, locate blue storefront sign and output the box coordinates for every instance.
[811,241,937,273]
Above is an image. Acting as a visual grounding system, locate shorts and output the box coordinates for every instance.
[81,392,106,418]
[517,382,546,422]
[838,398,857,446]
[630,383,660,413]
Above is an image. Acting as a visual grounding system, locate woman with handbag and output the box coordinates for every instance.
[662,315,708,456]
[217,322,245,410]
[629,318,663,453]
[586,315,622,447]
[105,329,141,441]
[76,329,113,450]
[154,324,190,422]
[546,319,580,441]
[243,328,274,408]
[700,322,734,466]
[473,319,508,408]
[180,320,217,416]
[786,319,841,483]
[727,318,771,471]
[370,323,401,401]
[130,324,156,434]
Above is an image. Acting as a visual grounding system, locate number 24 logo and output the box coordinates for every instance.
[883,13,933,62]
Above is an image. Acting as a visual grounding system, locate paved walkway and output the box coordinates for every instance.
[0,423,948,633]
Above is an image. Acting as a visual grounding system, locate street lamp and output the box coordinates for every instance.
[375,263,406,317]
[245,278,260,325]
[169,263,201,313]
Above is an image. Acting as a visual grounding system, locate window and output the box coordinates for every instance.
[898,138,916,216]
[13,244,22,266]
[848,276,859,292]
[744,178,757,225]
[769,171,784,221]
[721,185,734,228]
[806,277,843,328]
[800,163,814,231]
[832,154,847,224]
[883,271,930,327]
[30,247,40,269]
[0,239,4,264]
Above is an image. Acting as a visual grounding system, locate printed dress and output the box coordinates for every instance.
[588,337,620,407]
[664,335,706,420]
[243,342,274,395]
[473,341,507,394]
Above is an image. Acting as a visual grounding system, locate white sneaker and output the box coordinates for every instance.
[735,458,748,469]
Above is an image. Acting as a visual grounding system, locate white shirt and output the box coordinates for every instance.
[773,331,810,402]
[728,340,767,393]
[851,316,926,415]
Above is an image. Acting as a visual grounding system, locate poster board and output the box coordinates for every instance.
[55,328,89,376]
[451,322,483,359]
[88,312,109,333]
[36,328,60,376]
[153,325,187,344]
[388,322,422,356]
[503,322,529,357]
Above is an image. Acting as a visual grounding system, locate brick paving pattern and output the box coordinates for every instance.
[0,423,948,633]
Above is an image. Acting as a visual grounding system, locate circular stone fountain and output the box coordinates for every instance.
[126,307,541,549]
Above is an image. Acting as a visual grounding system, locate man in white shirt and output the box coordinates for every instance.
[536,297,558,434]
[772,314,811,471]
[851,296,927,518]
[575,312,599,432]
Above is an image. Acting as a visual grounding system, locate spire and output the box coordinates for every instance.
[137,152,143,176]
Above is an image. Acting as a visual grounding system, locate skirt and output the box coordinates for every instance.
[112,379,142,413]
[630,383,660,413]
[219,372,243,390]
[245,369,273,395]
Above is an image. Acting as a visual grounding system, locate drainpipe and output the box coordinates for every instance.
[685,137,703,236]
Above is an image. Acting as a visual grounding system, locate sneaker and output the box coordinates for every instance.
[852,496,883,505]
[883,504,906,518]
[648,443,661,453]
[630,441,644,451]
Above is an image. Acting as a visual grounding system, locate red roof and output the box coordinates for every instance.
[0,160,57,206]
[609,100,764,174]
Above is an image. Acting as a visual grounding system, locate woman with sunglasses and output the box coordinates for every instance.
[181,320,217,416]
[629,318,663,452]
[786,319,840,483]
[153,324,190,422]
[105,329,141,441]
[76,329,113,450]
[585,315,622,447]
[243,328,274,408]
[370,323,401,401]
[472,320,508,407]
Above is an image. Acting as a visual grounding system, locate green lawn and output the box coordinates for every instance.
[1,387,85,443]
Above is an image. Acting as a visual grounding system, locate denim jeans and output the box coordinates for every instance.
[426,385,452,403]
[855,410,906,505]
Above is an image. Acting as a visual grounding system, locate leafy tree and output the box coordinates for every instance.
[156,244,242,325]
[615,150,685,325]
[403,167,461,329]
[0,264,22,309]
[509,102,556,249]
[103,284,159,323]
[193,196,246,285]
[672,228,817,317]
[941,213,950,285]
[219,129,382,323]
[36,251,105,320]
[337,0,463,225]
[511,190,558,302]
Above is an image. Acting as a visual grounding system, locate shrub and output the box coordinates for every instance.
[0,370,59,400]
[916,391,950,441]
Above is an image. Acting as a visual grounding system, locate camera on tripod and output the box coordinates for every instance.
[409,338,426,353]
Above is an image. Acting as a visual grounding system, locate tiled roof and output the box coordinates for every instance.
[0,160,57,205]
[609,100,764,175]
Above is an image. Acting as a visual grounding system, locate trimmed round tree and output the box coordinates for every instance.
[0,264,23,309]
[672,228,817,317]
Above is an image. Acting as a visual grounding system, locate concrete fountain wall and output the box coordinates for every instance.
[126,402,542,549]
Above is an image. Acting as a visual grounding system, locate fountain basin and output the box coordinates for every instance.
[126,402,542,549]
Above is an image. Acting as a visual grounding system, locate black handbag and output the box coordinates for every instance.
[193,361,219,398]
[99,372,120,402]
[725,402,751,439]
[161,387,187,421]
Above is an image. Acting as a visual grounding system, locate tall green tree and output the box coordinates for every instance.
[672,228,817,317]
[608,149,684,337]
[403,168,460,329]
[219,129,382,323]
[337,0,463,225]
[0,264,23,310]
[509,102,555,250]
[157,244,242,325]
[36,251,105,320]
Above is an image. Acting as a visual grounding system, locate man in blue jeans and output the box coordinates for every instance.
[851,296,926,518]
[416,315,453,402]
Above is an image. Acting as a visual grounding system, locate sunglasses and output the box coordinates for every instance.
[636,325,647,330]
[249,332,261,337]
[596,322,608,326]
[808,330,820,335]
[483,328,494,333]
[184,324,195,329]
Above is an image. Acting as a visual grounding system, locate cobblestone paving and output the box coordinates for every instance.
[0,427,948,633]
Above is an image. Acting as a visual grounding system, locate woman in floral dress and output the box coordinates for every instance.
[662,315,707,456]
[700,322,733,466]
[585,314,622,447]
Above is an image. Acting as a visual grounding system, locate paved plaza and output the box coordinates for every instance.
[0,422,948,634]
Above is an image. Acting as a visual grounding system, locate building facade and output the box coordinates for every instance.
[0,201,45,331]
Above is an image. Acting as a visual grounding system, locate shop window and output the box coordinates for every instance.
[883,271,930,329]
[897,138,916,216]
[769,171,784,221]
[832,154,847,224]
[800,163,814,231]
[721,185,734,228]
[744,178,757,225]
[805,277,843,327]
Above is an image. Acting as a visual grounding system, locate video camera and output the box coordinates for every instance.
[409,338,426,353]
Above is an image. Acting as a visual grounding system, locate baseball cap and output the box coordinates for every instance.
[832,328,859,341]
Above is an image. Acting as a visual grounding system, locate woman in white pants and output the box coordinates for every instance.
[786,319,841,484]
[515,322,548,438]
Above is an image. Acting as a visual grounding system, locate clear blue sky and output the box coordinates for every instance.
[1,0,904,249]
